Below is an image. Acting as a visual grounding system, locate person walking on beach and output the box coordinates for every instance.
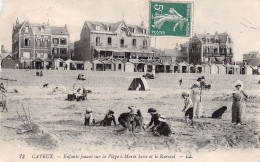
[181,92,194,126]
[232,80,248,125]
[191,81,202,118]
[179,78,183,86]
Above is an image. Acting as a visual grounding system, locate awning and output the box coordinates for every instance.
[44,58,53,62]
[113,52,125,57]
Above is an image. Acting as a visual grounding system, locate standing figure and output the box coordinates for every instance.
[181,92,194,126]
[200,76,205,90]
[191,81,201,118]
[232,80,248,125]
[179,78,183,86]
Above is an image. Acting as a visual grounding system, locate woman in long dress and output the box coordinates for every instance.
[232,80,248,125]
[191,81,202,118]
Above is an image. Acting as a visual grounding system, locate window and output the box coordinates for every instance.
[215,39,218,43]
[40,53,44,58]
[60,48,67,54]
[143,29,146,34]
[107,37,112,45]
[214,48,218,53]
[61,38,67,45]
[206,38,209,43]
[118,64,121,70]
[107,26,111,31]
[59,62,63,67]
[23,52,30,59]
[53,48,58,54]
[228,38,231,43]
[96,25,100,30]
[25,38,30,46]
[25,26,29,33]
[96,37,100,46]
[132,39,136,47]
[143,40,147,48]
[30,52,34,59]
[120,39,124,47]
[132,28,136,33]
[37,39,40,47]
[230,48,232,54]
[44,39,47,47]
[53,38,59,44]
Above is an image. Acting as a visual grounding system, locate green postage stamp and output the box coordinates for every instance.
[149,1,193,37]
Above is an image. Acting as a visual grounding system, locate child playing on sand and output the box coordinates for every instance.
[182,92,194,127]
[82,108,94,126]
[154,115,172,136]
[98,110,117,126]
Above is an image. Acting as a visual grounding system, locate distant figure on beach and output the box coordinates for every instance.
[182,92,194,126]
[0,83,6,93]
[40,71,43,77]
[82,108,94,126]
[0,92,7,112]
[232,80,248,125]
[191,81,202,118]
[179,78,182,86]
[200,76,205,90]
[153,115,172,136]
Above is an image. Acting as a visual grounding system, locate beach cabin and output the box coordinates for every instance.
[44,58,53,69]
[195,65,203,73]
[251,66,259,75]
[144,62,153,73]
[217,64,227,74]
[162,61,172,73]
[178,62,189,73]
[172,62,179,73]
[225,64,234,74]
[240,65,253,75]
[33,58,44,69]
[210,64,219,74]
[153,61,164,73]
[84,61,93,70]
[189,63,195,73]
[112,59,124,71]
[54,58,65,70]
[102,60,114,71]
[1,56,16,69]
[204,64,211,74]
[93,60,104,71]
[125,62,134,72]
[65,59,73,70]
[234,65,240,74]
[130,59,145,72]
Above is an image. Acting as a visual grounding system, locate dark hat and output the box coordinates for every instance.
[108,110,114,114]
[148,108,156,113]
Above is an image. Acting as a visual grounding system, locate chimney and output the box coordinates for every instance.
[141,21,144,27]
[16,18,19,25]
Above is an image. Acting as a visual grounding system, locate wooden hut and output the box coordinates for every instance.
[92,60,104,71]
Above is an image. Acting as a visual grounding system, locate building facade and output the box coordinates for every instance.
[243,51,260,66]
[181,32,233,65]
[12,18,70,69]
[74,20,153,62]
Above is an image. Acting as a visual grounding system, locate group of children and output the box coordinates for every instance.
[82,106,172,137]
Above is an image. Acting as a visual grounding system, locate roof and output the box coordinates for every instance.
[84,20,147,36]
[44,58,53,62]
[33,58,44,62]
[163,48,187,57]
[51,26,69,35]
[54,58,64,62]
[13,21,69,35]
[192,32,232,44]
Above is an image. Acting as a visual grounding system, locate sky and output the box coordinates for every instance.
[0,0,259,61]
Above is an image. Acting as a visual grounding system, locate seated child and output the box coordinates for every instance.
[82,108,94,126]
[154,115,172,136]
[99,110,117,126]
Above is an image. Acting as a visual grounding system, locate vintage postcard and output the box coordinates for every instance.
[0,0,260,162]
